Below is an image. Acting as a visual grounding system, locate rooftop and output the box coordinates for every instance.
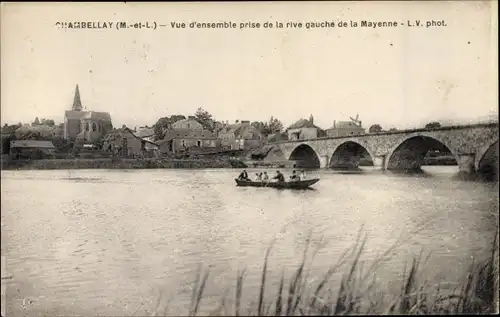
[328,121,365,129]
[220,122,261,138]
[287,118,321,130]
[10,140,56,149]
[134,127,154,138]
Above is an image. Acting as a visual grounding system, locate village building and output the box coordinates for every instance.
[157,127,220,156]
[171,117,204,130]
[63,84,113,143]
[102,126,159,158]
[9,140,56,159]
[213,121,226,134]
[218,120,263,150]
[286,115,325,141]
[134,126,156,150]
[326,119,366,137]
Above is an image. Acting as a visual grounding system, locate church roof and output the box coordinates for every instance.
[81,111,112,121]
[64,110,111,122]
[65,110,85,120]
[73,84,82,111]
[65,84,111,122]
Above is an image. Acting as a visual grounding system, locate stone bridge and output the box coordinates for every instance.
[269,123,499,176]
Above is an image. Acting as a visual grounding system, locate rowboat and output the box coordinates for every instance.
[234,178,320,189]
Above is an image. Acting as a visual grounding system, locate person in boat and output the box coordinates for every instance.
[273,170,285,182]
[238,169,249,181]
[290,170,299,181]
[299,170,306,180]
[255,172,262,181]
[262,172,269,181]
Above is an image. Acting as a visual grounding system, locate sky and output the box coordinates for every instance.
[1,1,498,130]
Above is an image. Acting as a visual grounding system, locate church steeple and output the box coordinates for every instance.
[72,84,82,111]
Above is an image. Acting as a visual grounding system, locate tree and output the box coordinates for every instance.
[52,136,72,152]
[16,130,50,141]
[388,128,398,132]
[268,116,284,133]
[425,121,441,129]
[152,115,187,140]
[195,107,215,131]
[369,124,383,133]
[40,118,55,126]
[170,115,186,123]
[1,133,16,154]
[92,135,105,150]
[153,117,172,141]
[33,117,40,126]
[251,121,270,136]
[250,117,284,136]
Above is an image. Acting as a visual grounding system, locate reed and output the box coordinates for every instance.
[154,226,499,316]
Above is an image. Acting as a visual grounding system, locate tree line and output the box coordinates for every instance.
[368,121,442,133]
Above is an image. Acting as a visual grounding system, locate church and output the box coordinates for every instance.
[63,85,113,143]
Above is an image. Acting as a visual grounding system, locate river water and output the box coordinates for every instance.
[1,167,498,316]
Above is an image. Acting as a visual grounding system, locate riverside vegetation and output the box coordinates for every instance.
[152,225,499,316]
[0,157,248,170]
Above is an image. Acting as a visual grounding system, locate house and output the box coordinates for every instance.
[134,126,156,150]
[63,84,113,143]
[213,121,226,134]
[326,120,365,137]
[171,117,204,130]
[102,127,159,158]
[157,128,221,156]
[9,140,56,159]
[218,120,263,150]
[286,115,324,140]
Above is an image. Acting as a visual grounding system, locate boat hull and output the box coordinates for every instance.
[235,178,319,189]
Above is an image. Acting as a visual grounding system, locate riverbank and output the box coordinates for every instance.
[0,157,248,170]
[158,228,499,316]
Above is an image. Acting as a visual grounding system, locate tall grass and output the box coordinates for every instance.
[153,226,499,316]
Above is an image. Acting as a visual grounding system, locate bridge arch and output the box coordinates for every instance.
[330,141,375,169]
[475,139,498,180]
[384,132,458,171]
[475,139,499,171]
[288,143,322,168]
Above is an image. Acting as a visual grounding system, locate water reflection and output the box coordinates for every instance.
[1,167,498,316]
